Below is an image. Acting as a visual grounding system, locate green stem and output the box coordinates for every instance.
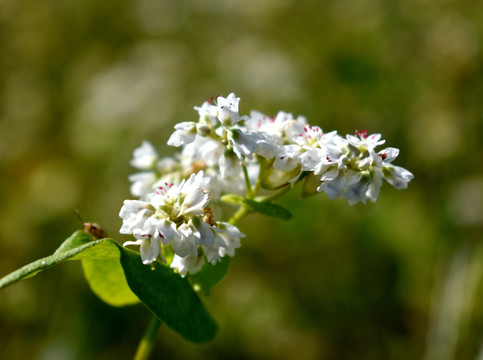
[134,316,163,360]
[241,163,254,198]
[228,206,250,225]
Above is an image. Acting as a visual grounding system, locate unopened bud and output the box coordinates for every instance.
[196,124,211,136]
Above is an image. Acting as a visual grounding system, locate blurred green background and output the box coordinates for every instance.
[1,0,482,359]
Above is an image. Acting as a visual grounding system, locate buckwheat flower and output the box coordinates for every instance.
[343,170,373,205]
[129,156,181,199]
[346,130,385,152]
[200,230,228,264]
[170,222,244,276]
[129,172,158,198]
[171,222,199,257]
[376,147,414,189]
[227,128,259,159]
[287,122,325,148]
[245,110,301,147]
[317,140,414,204]
[245,111,278,137]
[382,165,413,189]
[215,92,243,126]
[274,145,303,172]
[196,138,229,171]
[154,171,211,218]
[274,123,338,184]
[179,138,247,195]
[325,139,350,169]
[182,136,221,168]
[167,122,197,147]
[219,152,243,180]
[217,222,245,257]
[119,200,155,235]
[124,229,165,265]
[170,254,205,277]
[120,172,214,264]
[194,93,246,128]
[298,148,329,173]
[194,100,218,126]
[131,141,158,170]
[318,168,346,199]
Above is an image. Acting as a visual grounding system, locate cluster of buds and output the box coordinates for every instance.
[120,93,413,275]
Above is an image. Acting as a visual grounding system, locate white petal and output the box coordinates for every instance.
[130,141,158,170]
[167,122,197,147]
[365,169,383,203]
[170,254,204,277]
[140,239,157,264]
[383,165,414,189]
[172,224,198,257]
[345,173,371,205]
[196,221,215,246]
[379,147,399,163]
[318,170,345,199]
[180,190,209,217]
[202,244,221,264]
[298,148,326,172]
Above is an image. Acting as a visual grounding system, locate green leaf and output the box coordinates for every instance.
[119,249,217,342]
[221,194,292,220]
[244,199,293,220]
[82,258,139,307]
[190,257,230,296]
[0,231,218,343]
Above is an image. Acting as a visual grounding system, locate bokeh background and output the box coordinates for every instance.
[1,0,482,359]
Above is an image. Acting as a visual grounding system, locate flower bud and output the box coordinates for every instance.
[196,124,211,136]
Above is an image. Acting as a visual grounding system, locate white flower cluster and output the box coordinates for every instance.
[120,93,413,274]
[120,171,244,276]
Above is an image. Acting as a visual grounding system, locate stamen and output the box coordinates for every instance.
[355,129,368,139]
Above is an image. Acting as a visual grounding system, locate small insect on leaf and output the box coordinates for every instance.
[83,222,108,239]
[74,210,108,239]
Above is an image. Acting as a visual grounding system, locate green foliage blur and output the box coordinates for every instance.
[1,0,482,359]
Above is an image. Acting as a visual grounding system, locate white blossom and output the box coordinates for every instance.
[346,130,385,152]
[120,171,245,270]
[315,132,413,205]
[215,92,243,126]
[130,141,158,170]
[120,172,211,264]
[167,122,197,147]
[170,254,205,277]
[217,222,245,257]
[129,172,158,198]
